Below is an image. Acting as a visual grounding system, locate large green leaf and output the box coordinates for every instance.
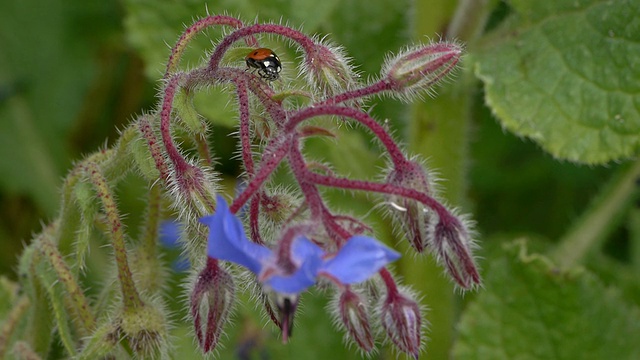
[472,0,640,164]
[453,240,640,359]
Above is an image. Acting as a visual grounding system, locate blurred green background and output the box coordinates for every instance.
[1,0,635,359]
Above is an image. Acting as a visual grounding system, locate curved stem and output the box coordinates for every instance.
[379,268,399,296]
[85,162,143,311]
[0,296,30,358]
[230,135,292,214]
[208,24,316,72]
[302,171,458,226]
[552,160,640,269]
[160,74,191,172]
[39,238,96,333]
[287,137,325,219]
[165,15,255,78]
[286,105,407,168]
[138,114,170,184]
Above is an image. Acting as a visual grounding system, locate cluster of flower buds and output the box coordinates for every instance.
[150,14,480,359]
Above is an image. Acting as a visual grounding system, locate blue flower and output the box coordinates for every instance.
[200,195,400,294]
[159,220,181,248]
[159,220,190,271]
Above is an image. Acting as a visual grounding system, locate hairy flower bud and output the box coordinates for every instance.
[386,160,436,252]
[380,289,422,359]
[432,217,481,289]
[119,300,170,358]
[260,190,299,229]
[173,163,218,217]
[303,41,358,97]
[334,288,375,352]
[383,41,462,95]
[190,258,235,353]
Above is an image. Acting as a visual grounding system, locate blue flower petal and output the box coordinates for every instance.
[265,237,324,294]
[158,220,190,272]
[172,257,191,272]
[321,236,401,284]
[201,195,270,274]
[290,236,325,264]
[202,198,399,295]
[159,220,181,248]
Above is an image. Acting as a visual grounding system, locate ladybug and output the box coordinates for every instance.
[245,48,282,81]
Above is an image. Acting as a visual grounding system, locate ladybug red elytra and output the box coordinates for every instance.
[245,48,282,81]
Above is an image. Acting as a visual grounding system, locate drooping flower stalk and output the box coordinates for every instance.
[151,16,481,357]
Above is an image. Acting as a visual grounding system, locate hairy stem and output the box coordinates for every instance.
[39,238,96,334]
[85,161,143,311]
[165,15,255,78]
[0,296,30,358]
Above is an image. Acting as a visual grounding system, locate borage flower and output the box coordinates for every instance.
[200,196,400,339]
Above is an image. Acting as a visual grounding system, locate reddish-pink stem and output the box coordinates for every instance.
[160,74,191,172]
[208,24,316,73]
[165,15,257,78]
[320,80,392,106]
[138,114,170,184]
[288,136,351,244]
[236,79,255,175]
[286,137,325,219]
[286,105,407,168]
[379,268,400,296]
[303,171,459,227]
[230,135,293,214]
[249,197,264,245]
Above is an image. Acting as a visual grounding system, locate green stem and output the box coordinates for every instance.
[85,161,144,311]
[0,296,30,358]
[56,168,83,254]
[446,0,498,41]
[552,159,640,269]
[100,124,138,181]
[38,238,96,333]
[628,207,640,272]
[141,184,162,255]
[21,245,53,356]
[10,341,41,360]
[406,1,496,358]
[407,3,462,360]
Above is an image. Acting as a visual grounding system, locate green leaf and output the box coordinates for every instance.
[453,239,640,359]
[472,0,640,164]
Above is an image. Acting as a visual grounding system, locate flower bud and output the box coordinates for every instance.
[335,288,375,352]
[303,42,359,97]
[119,299,170,358]
[173,163,218,216]
[385,160,436,252]
[432,218,481,289]
[190,258,236,353]
[380,289,422,359]
[260,190,299,229]
[383,41,462,95]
